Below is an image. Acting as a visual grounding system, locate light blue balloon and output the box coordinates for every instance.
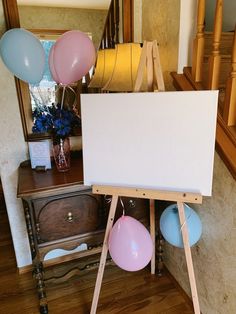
[160,203,202,248]
[0,28,45,84]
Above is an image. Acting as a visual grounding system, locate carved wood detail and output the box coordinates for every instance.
[208,0,223,90]
[192,0,205,82]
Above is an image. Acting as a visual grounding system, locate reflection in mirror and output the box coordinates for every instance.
[29,35,57,113]
[3,0,111,140]
[27,31,93,127]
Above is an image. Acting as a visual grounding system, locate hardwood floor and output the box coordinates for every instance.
[0,188,194,314]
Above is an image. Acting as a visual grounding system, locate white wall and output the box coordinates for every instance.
[0,2,32,267]
[177,0,197,73]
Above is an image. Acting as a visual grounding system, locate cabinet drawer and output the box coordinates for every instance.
[34,193,103,242]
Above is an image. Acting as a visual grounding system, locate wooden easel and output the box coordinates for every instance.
[90,41,201,314]
[134,40,165,93]
[90,186,202,314]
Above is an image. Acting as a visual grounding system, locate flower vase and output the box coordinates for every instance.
[53,137,70,172]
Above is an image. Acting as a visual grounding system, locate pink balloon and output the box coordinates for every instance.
[51,30,96,85]
[49,45,60,83]
[108,216,153,272]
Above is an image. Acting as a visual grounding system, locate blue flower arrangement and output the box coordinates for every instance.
[32,103,81,141]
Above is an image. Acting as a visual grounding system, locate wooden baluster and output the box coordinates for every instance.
[208,0,223,90]
[110,0,115,47]
[115,0,120,44]
[98,0,120,49]
[104,26,108,48]
[192,0,205,82]
[101,38,105,50]
[107,14,111,48]
[99,0,114,50]
[223,25,236,126]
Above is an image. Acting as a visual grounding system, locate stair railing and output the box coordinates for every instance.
[99,0,135,50]
[99,0,120,49]
[173,0,236,179]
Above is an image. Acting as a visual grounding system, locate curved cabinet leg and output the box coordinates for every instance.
[40,304,48,314]
[156,201,164,276]
[33,262,48,314]
[156,230,164,276]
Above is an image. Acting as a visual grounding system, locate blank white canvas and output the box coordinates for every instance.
[81,91,218,196]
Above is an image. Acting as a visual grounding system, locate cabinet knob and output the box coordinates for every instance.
[65,212,74,223]
[129,199,136,208]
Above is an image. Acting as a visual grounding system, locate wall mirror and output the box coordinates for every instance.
[2,0,111,141]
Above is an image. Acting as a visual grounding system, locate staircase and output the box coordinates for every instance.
[99,0,133,49]
[172,0,236,180]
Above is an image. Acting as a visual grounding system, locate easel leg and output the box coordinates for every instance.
[90,195,119,314]
[150,199,155,275]
[177,202,201,314]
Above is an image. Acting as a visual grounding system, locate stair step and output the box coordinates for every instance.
[183,67,203,90]
[171,72,195,91]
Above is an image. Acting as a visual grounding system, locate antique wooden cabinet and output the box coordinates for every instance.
[17,152,150,314]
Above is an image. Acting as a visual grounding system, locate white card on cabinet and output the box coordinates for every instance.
[28,140,51,170]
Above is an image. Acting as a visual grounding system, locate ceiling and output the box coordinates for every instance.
[17,0,111,10]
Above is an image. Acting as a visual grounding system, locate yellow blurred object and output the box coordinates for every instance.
[89,48,116,88]
[103,43,143,92]
[89,41,164,93]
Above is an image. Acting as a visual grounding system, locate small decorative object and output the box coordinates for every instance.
[28,140,51,170]
[108,215,153,271]
[52,136,70,172]
[32,103,81,172]
[160,203,202,248]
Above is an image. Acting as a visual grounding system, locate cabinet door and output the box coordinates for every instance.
[34,193,103,242]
